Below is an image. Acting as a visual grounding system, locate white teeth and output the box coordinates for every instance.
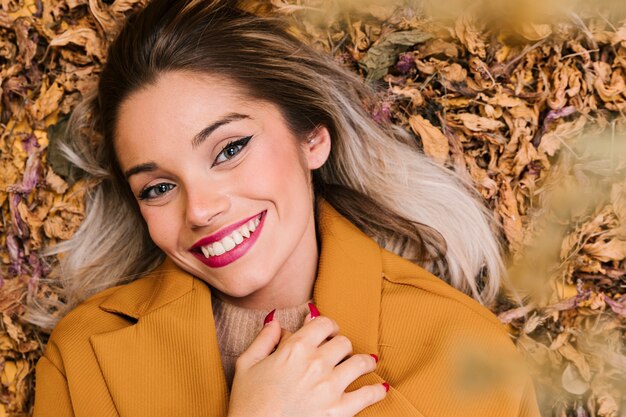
[232,230,244,244]
[213,242,226,255]
[222,236,236,251]
[199,213,263,258]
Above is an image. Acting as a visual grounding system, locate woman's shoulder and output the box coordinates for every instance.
[45,280,140,356]
[378,249,539,417]
[49,260,194,345]
[379,248,511,337]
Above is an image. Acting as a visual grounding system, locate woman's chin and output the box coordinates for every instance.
[211,281,271,303]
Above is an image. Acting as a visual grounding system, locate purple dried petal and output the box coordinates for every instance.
[395,52,414,73]
[27,253,42,297]
[545,296,577,312]
[21,134,40,154]
[371,100,392,124]
[545,106,577,123]
[6,234,23,276]
[605,296,626,317]
[8,151,42,195]
[538,106,577,137]
[9,193,29,238]
[21,152,41,193]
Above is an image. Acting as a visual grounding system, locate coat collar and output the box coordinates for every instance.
[98,198,382,354]
[91,199,418,416]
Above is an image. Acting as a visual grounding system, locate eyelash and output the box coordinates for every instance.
[137,135,253,201]
[212,135,253,166]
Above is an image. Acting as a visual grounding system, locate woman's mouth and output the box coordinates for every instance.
[190,210,266,268]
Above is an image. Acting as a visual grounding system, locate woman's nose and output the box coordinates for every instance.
[183,185,230,228]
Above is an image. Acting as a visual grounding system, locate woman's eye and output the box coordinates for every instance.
[213,135,253,166]
[138,183,175,200]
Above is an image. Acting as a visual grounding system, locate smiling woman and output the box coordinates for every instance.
[29,0,541,416]
[115,73,323,302]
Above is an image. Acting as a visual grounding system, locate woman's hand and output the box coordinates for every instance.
[227,310,387,417]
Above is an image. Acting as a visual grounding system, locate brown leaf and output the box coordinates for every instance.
[561,363,589,395]
[45,168,69,194]
[596,393,618,417]
[440,63,466,82]
[496,178,523,251]
[559,343,592,382]
[592,62,626,103]
[409,115,449,165]
[583,239,626,262]
[29,80,64,121]
[454,14,486,58]
[49,27,105,61]
[13,18,37,68]
[539,116,587,156]
[516,23,552,41]
[454,113,505,132]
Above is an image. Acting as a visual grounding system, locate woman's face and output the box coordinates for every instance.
[114,71,331,307]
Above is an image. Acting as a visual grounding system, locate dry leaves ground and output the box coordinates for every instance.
[0,0,625,416]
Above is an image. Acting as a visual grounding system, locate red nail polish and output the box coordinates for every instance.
[308,303,320,318]
[370,354,379,363]
[263,309,276,325]
[382,382,390,392]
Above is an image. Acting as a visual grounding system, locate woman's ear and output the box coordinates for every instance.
[302,125,331,170]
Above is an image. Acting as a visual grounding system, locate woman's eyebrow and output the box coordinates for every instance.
[124,162,157,179]
[123,113,251,179]
[191,113,251,149]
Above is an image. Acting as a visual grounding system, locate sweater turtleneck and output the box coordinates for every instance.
[211,293,312,387]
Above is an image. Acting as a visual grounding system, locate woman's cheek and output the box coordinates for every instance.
[141,206,176,248]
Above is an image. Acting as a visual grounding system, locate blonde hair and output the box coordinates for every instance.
[25,0,511,331]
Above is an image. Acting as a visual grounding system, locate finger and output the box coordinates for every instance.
[276,328,293,349]
[332,354,378,391]
[303,303,320,323]
[288,315,339,348]
[338,383,387,416]
[236,319,281,369]
[316,334,353,367]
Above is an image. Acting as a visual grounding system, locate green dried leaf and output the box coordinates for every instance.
[46,118,84,186]
[359,30,432,81]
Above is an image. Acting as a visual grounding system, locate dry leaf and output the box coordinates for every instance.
[517,23,552,41]
[454,113,505,132]
[561,363,590,395]
[409,115,449,165]
[49,27,105,60]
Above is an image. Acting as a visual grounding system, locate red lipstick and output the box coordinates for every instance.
[190,210,266,268]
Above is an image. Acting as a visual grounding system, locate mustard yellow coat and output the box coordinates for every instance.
[34,200,541,417]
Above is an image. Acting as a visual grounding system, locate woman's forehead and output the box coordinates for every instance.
[115,72,270,141]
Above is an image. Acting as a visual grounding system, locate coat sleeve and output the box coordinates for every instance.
[33,355,75,417]
[518,375,542,417]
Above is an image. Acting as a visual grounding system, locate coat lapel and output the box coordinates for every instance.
[313,199,382,357]
[313,201,425,417]
[89,199,422,416]
[90,260,229,417]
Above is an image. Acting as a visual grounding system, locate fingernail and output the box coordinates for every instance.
[382,382,390,392]
[370,354,379,363]
[308,303,320,318]
[263,309,276,326]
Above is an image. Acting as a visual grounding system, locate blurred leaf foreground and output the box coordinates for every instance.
[0,0,625,416]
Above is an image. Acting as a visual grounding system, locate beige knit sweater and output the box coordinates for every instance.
[211,293,311,387]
